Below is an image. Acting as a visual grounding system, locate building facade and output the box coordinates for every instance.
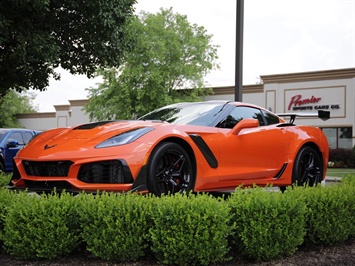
[17,68,355,149]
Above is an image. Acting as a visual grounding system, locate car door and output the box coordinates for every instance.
[216,106,289,187]
[4,131,25,171]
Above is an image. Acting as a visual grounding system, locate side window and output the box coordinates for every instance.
[217,106,265,129]
[262,110,280,125]
[23,132,34,144]
[8,132,24,145]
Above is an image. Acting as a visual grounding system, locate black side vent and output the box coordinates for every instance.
[189,134,218,168]
[274,163,288,179]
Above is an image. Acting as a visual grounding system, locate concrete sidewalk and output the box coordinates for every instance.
[324,176,342,183]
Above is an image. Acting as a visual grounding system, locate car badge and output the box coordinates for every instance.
[44,144,57,150]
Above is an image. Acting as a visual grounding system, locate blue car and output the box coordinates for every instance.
[0,128,41,173]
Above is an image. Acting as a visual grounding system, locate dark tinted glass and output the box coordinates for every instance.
[8,132,24,145]
[262,110,280,125]
[218,106,264,128]
[23,132,34,144]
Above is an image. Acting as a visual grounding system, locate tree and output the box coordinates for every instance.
[84,8,220,121]
[0,90,38,128]
[0,0,137,97]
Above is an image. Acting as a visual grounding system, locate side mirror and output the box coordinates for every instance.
[6,139,19,148]
[230,118,259,135]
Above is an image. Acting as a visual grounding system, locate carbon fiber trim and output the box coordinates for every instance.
[189,134,218,168]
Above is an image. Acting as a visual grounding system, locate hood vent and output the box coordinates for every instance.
[73,121,113,130]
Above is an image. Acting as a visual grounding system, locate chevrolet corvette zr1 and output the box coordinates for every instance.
[7,101,329,195]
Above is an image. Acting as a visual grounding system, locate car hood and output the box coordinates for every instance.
[18,120,164,159]
[55,120,160,139]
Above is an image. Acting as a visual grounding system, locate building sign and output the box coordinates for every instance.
[284,86,345,117]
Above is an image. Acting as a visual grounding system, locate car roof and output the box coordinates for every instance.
[160,101,273,113]
[0,128,38,133]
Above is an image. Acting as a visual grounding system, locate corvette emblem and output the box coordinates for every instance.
[44,144,57,150]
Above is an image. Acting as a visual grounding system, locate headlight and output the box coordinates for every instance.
[95,127,154,148]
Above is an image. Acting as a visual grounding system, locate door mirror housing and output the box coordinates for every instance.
[230,119,259,135]
[6,139,19,148]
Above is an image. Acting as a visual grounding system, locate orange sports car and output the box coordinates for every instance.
[8,101,329,195]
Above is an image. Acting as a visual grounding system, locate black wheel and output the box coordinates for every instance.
[147,142,195,196]
[0,161,4,173]
[292,146,323,187]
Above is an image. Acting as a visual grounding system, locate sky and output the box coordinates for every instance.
[32,0,355,112]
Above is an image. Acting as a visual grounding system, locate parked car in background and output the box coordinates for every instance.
[0,128,41,173]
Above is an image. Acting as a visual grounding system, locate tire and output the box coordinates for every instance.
[292,146,323,187]
[0,161,4,173]
[147,142,195,196]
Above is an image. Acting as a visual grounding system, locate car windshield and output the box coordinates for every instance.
[138,102,227,126]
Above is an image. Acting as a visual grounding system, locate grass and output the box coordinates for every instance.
[326,168,355,177]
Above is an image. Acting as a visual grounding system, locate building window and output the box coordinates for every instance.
[321,127,353,149]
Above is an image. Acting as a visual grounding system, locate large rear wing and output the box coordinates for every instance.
[277,110,330,124]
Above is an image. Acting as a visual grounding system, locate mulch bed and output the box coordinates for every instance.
[0,238,354,266]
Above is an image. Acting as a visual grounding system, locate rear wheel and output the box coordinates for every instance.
[147,142,195,196]
[292,146,323,187]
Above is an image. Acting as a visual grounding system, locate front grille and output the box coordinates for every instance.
[78,160,127,184]
[23,160,73,177]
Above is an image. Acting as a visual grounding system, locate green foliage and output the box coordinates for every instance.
[227,186,308,261]
[85,8,219,120]
[0,188,16,244]
[0,172,11,187]
[149,193,233,266]
[303,181,355,245]
[78,192,152,262]
[0,0,136,95]
[0,177,354,263]
[3,192,81,260]
[0,90,38,127]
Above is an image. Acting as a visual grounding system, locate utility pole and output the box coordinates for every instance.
[235,0,244,101]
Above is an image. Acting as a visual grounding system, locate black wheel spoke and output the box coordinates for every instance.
[171,155,185,177]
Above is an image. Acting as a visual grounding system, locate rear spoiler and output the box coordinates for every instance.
[277,110,330,124]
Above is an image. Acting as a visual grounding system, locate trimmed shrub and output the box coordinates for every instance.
[341,174,355,236]
[78,192,152,262]
[329,148,353,167]
[0,173,11,187]
[303,182,354,245]
[149,193,234,266]
[3,191,81,260]
[227,186,307,261]
[0,188,16,245]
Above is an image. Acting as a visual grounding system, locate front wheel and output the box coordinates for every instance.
[147,142,195,196]
[292,146,323,187]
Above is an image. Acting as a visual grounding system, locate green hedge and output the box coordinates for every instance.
[227,186,308,261]
[3,191,81,260]
[0,173,354,264]
[78,192,152,262]
[149,193,234,265]
[0,188,16,245]
[303,174,355,245]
